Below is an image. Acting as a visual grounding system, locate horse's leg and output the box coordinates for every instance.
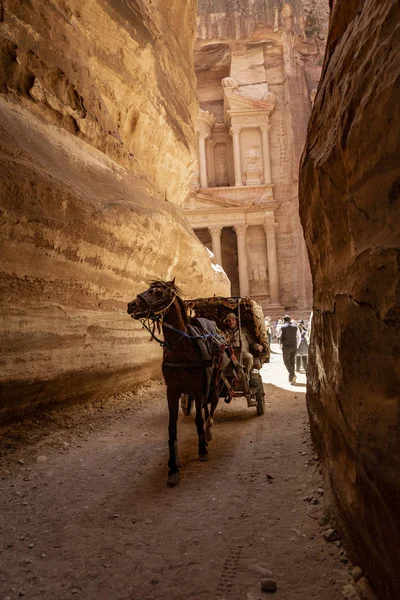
[205,405,213,442]
[206,380,222,442]
[205,381,217,442]
[195,398,208,461]
[167,388,180,487]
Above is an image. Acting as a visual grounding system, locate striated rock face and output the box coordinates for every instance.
[0,1,229,423]
[299,1,400,597]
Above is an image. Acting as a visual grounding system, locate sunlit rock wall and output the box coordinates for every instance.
[0,0,230,423]
[299,1,400,597]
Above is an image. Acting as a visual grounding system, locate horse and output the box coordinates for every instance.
[127,279,227,486]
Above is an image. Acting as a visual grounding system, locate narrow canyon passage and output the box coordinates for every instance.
[1,2,398,598]
[0,350,351,600]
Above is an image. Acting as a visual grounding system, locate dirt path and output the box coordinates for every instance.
[0,346,352,599]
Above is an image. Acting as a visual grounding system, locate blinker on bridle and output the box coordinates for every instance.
[136,283,178,349]
[137,283,177,320]
[134,282,224,351]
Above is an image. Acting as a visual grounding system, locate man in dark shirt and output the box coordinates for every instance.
[277,314,300,384]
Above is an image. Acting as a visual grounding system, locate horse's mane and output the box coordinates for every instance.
[150,279,183,297]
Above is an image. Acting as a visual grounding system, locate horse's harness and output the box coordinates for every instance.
[137,283,232,374]
[135,283,238,402]
[137,283,221,350]
[137,286,177,348]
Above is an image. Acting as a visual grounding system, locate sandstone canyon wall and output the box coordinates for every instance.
[299,1,400,597]
[0,0,229,423]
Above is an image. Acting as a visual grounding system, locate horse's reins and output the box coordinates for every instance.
[135,285,236,382]
[137,289,178,350]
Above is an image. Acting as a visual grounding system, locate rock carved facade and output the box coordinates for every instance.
[185,0,329,315]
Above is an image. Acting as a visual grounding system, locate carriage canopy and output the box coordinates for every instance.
[185,296,270,365]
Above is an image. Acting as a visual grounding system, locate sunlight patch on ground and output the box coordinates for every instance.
[261,343,307,393]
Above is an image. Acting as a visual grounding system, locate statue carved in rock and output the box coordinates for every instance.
[214,143,229,187]
[191,163,200,192]
[294,50,305,67]
[221,77,240,94]
[281,3,293,33]
[299,4,328,44]
[272,0,282,32]
[244,146,261,168]
[304,11,320,39]
[252,265,268,284]
[309,88,317,106]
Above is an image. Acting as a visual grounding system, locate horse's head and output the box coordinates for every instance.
[127,279,178,320]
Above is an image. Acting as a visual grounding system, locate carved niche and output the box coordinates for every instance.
[213,142,230,187]
[252,264,268,284]
[244,144,262,186]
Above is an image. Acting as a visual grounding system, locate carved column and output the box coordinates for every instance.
[207,140,216,188]
[260,123,272,184]
[209,226,223,265]
[264,218,280,305]
[234,224,249,296]
[230,126,243,187]
[196,109,215,189]
[198,133,208,189]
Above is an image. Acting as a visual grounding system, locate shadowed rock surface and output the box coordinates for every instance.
[299,1,400,597]
[0,0,229,423]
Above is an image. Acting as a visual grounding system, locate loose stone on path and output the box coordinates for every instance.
[260,578,277,593]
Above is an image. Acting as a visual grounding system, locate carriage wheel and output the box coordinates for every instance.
[180,394,193,416]
[252,374,265,415]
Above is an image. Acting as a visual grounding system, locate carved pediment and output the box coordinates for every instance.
[185,196,203,210]
[184,195,223,210]
[224,89,277,124]
[184,191,257,211]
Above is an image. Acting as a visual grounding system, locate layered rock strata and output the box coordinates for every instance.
[0,0,229,423]
[299,1,400,597]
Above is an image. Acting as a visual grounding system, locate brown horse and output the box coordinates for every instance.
[127,279,226,486]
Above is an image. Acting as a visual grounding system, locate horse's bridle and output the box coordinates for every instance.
[137,283,177,321]
[135,282,226,354]
[136,283,179,349]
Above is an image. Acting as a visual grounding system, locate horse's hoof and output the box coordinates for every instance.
[167,472,180,487]
[199,453,209,462]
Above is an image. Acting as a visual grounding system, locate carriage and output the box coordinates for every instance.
[181,296,270,417]
[127,280,270,485]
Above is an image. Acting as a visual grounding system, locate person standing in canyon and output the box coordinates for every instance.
[275,318,283,346]
[264,315,272,348]
[296,320,309,373]
[277,315,300,384]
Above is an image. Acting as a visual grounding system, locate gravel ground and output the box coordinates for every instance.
[0,345,361,599]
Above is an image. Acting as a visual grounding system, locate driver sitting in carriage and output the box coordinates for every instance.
[222,312,264,378]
